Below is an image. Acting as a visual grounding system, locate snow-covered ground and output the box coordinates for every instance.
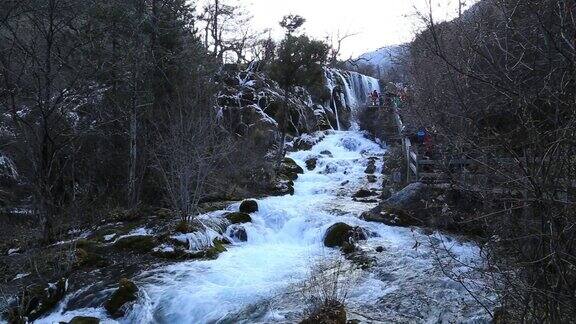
[38,130,493,324]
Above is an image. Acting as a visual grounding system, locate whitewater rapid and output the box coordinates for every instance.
[38,129,493,323]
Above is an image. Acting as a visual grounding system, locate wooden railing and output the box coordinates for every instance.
[390,106,576,193]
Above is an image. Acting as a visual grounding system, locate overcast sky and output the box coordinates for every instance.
[240,0,477,58]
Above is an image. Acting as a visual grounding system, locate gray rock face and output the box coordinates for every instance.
[362,182,485,234]
[217,68,333,140]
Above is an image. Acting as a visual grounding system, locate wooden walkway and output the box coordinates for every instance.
[387,105,576,199]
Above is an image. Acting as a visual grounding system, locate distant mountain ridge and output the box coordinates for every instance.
[349,44,408,81]
[356,45,405,71]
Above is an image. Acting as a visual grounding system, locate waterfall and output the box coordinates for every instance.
[38,69,491,324]
[324,68,380,110]
[332,97,341,130]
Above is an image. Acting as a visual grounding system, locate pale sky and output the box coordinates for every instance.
[241,0,477,58]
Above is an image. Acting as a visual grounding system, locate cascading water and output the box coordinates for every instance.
[325,68,380,110]
[39,127,492,323]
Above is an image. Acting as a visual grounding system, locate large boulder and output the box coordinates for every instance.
[362,182,485,234]
[323,223,367,248]
[105,278,138,318]
[239,200,258,213]
[69,317,100,324]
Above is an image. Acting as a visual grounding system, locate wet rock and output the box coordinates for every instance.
[364,160,377,174]
[278,157,304,181]
[346,250,376,269]
[340,180,349,186]
[293,134,324,151]
[322,162,338,174]
[113,236,157,254]
[305,158,318,171]
[367,175,377,183]
[6,278,68,322]
[352,189,378,199]
[269,179,295,196]
[341,242,356,254]
[320,150,333,157]
[105,278,138,318]
[69,316,100,324]
[300,301,347,324]
[204,239,227,259]
[341,137,361,151]
[375,246,385,253]
[361,206,416,227]
[323,223,367,248]
[239,200,258,213]
[230,226,247,242]
[224,212,252,224]
[152,244,189,260]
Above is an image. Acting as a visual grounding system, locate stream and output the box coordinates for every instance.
[39,129,493,323]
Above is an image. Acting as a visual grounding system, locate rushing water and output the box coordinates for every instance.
[325,69,380,110]
[37,70,493,323]
[324,68,380,130]
[39,129,492,324]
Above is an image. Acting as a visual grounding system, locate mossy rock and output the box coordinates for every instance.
[113,236,157,254]
[105,278,138,318]
[239,200,259,213]
[224,212,252,224]
[174,220,202,234]
[204,239,228,259]
[305,158,317,171]
[323,223,367,248]
[69,316,100,324]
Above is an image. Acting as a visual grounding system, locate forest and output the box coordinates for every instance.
[0,0,574,323]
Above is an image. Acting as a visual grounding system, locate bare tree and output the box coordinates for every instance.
[0,0,103,241]
[326,30,358,66]
[198,0,264,63]
[405,0,576,321]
